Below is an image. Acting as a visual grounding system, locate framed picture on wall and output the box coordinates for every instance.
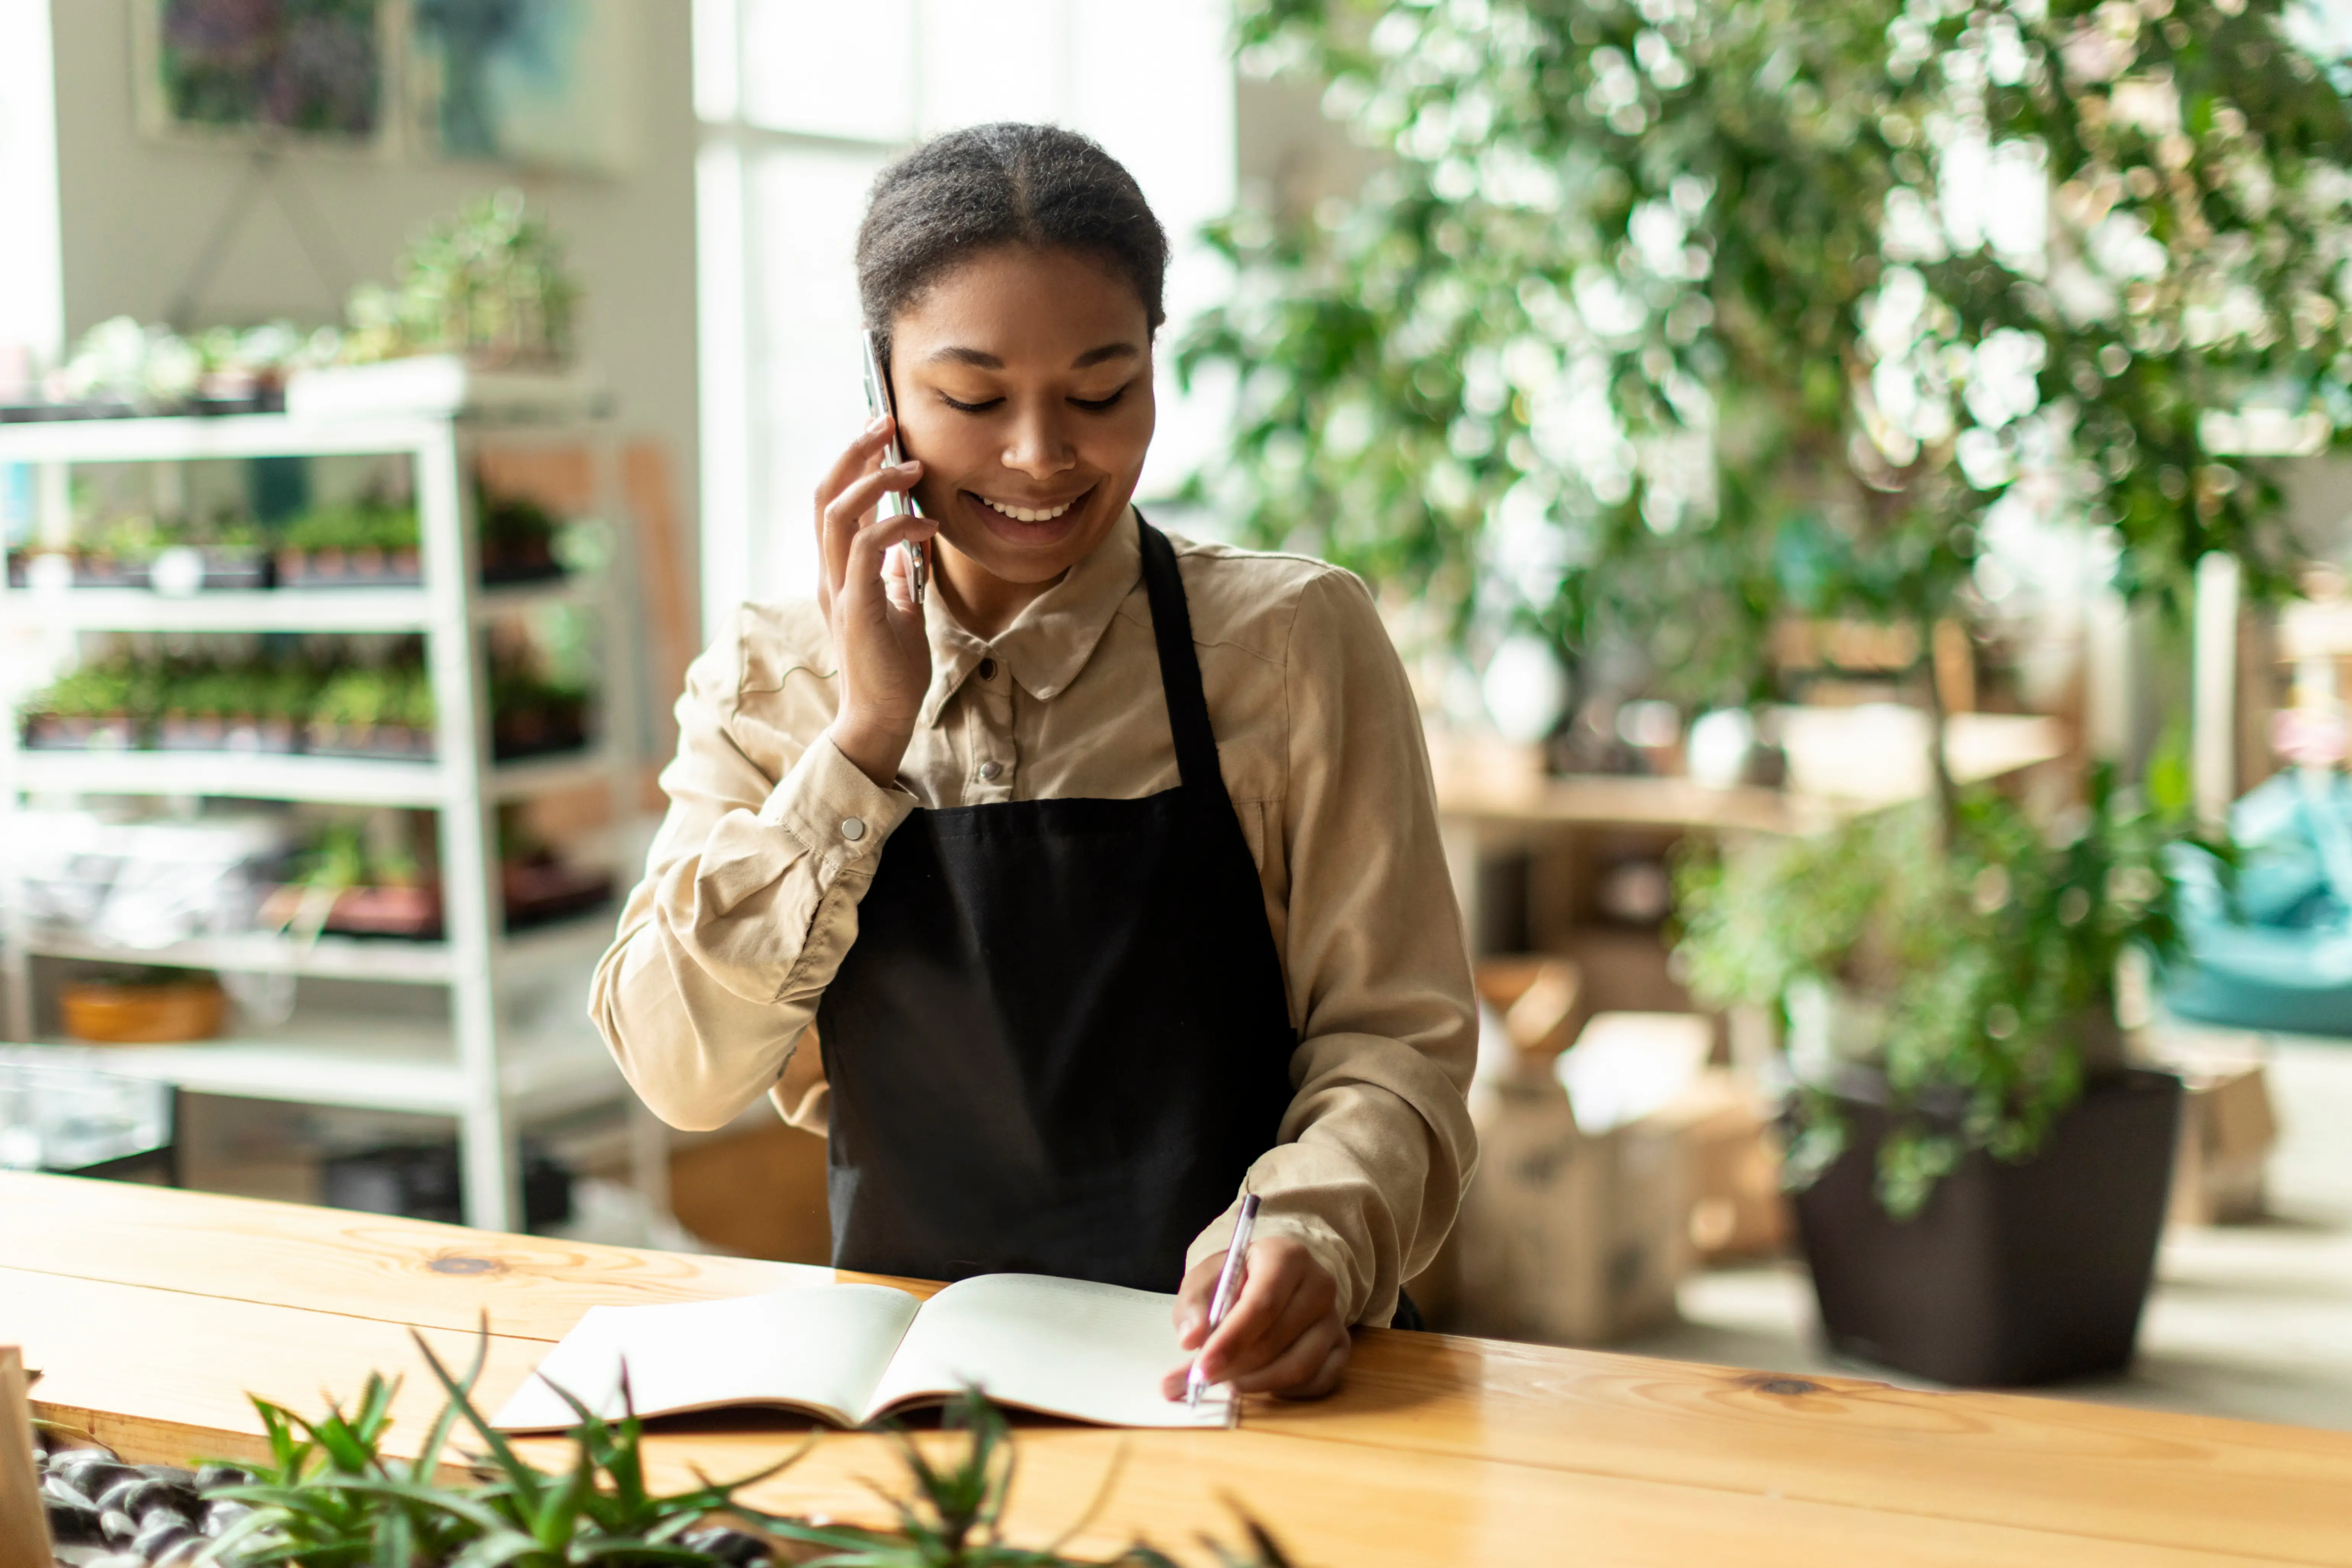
[131,0,399,155]
[407,0,639,176]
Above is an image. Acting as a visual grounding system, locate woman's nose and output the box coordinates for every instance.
[1001,408,1077,479]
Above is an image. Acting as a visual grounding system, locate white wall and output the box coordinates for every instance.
[0,0,64,380]
[42,0,700,579]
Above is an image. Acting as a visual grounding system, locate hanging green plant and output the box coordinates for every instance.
[1186,0,2352,716]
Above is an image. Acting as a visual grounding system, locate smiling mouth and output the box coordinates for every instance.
[971,486,1090,524]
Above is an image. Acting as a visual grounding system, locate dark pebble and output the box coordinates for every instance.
[40,1494,104,1546]
[120,1477,202,1519]
[53,1457,137,1499]
[680,1526,772,1566]
[92,1475,145,1513]
[131,1516,199,1564]
[139,1464,198,1487]
[48,1445,122,1471]
[194,1463,255,1492]
[42,1473,96,1510]
[98,1507,138,1547]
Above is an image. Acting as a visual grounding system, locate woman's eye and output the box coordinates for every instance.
[939,392,1004,413]
[1070,387,1127,412]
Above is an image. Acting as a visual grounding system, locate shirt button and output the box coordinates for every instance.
[978,657,998,681]
[979,761,1003,781]
[839,817,867,842]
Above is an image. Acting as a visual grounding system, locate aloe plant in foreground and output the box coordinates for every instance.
[166,1323,1288,1568]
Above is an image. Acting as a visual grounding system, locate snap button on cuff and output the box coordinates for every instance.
[840,817,867,842]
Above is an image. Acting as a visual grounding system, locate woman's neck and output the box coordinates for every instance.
[931,542,1063,641]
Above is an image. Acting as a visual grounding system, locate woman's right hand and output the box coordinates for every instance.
[817,415,939,787]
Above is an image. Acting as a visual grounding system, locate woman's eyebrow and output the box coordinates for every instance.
[923,343,1140,369]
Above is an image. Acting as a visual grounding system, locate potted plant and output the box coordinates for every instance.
[276,501,423,587]
[20,659,144,752]
[499,803,612,929]
[263,815,446,940]
[59,963,226,1045]
[30,1356,1287,1568]
[490,654,589,761]
[478,487,566,584]
[305,662,435,760]
[154,657,305,755]
[1676,768,2204,1383]
[343,190,581,369]
[147,514,273,594]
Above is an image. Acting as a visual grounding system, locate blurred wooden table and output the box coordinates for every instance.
[6,1173,2349,1566]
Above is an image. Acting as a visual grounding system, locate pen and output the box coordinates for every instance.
[1187,1193,1259,1412]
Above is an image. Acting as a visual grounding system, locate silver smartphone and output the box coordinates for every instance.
[859,329,927,608]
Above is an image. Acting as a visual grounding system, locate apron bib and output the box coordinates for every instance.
[813,519,1298,1291]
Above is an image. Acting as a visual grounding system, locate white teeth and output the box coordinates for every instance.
[980,496,1073,524]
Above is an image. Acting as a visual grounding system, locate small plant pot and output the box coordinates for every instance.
[492,705,586,761]
[1791,1066,2183,1387]
[502,859,613,929]
[23,714,140,751]
[329,884,444,939]
[305,723,435,760]
[61,979,226,1044]
[276,547,423,588]
[480,538,564,586]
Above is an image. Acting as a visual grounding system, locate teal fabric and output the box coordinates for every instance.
[2163,771,2352,1036]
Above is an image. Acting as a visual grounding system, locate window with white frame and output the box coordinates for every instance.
[692,0,1236,635]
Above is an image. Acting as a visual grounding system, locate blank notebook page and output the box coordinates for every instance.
[870,1273,1232,1428]
[491,1284,921,1429]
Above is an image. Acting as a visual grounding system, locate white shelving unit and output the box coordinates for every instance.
[0,383,642,1229]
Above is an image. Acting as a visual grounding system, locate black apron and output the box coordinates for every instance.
[813,519,1299,1292]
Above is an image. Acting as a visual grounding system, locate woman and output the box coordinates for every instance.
[594,124,1477,1401]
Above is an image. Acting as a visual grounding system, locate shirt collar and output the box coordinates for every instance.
[917,507,1143,727]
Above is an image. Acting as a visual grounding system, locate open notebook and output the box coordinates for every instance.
[490,1273,1233,1432]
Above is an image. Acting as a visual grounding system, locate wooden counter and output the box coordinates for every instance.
[5,1173,2349,1566]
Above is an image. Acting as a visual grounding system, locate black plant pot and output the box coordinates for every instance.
[1792,1067,2183,1387]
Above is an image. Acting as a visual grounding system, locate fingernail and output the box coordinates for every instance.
[867,415,889,434]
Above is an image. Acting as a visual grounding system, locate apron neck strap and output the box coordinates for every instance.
[1135,516,1221,792]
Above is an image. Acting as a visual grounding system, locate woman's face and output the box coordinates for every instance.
[888,244,1156,592]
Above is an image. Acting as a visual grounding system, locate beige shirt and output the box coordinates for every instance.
[590,511,1478,1326]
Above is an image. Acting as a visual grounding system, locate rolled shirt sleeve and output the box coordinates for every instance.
[590,611,914,1131]
[1183,569,1480,1328]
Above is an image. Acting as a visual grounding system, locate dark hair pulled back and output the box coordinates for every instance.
[856,123,1169,358]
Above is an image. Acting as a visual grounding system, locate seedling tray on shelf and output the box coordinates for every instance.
[264,863,615,942]
[20,716,141,750]
[7,553,153,589]
[155,717,302,753]
[276,548,423,588]
[303,724,436,761]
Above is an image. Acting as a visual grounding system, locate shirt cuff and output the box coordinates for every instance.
[757,730,919,878]
[1186,1202,1372,1327]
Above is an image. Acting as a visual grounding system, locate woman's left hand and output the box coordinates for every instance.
[1162,1234,1350,1402]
